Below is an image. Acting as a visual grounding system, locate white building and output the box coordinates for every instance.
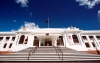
[0,27,100,61]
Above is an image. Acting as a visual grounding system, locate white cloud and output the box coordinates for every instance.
[20,22,39,29]
[13,20,16,22]
[11,29,16,32]
[76,0,100,8]
[15,0,28,7]
[11,22,39,31]
[97,10,100,22]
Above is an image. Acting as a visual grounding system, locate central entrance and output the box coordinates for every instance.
[41,38,52,46]
[40,35,54,47]
[33,36,64,47]
[45,39,52,46]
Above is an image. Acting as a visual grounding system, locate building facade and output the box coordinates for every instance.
[0,27,100,54]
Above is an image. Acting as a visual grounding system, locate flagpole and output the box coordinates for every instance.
[48,17,49,28]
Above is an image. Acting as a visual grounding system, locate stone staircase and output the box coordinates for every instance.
[0,47,100,61]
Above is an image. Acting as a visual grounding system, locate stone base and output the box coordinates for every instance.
[0,61,100,63]
[82,50,100,54]
[0,51,12,54]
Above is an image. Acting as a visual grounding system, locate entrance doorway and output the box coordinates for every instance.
[45,41,52,46]
[40,37,52,46]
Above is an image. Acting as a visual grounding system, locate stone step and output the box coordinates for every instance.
[0,57,100,61]
[0,55,100,58]
[0,47,100,61]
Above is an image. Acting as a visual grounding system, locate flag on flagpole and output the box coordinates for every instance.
[46,17,49,28]
[46,17,49,24]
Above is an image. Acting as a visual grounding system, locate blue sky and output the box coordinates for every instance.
[0,0,100,31]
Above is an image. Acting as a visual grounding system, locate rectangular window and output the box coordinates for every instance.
[92,42,95,47]
[0,37,3,41]
[6,37,10,41]
[3,43,7,48]
[89,36,94,40]
[96,36,100,40]
[12,37,15,41]
[9,43,12,48]
[85,42,90,48]
[82,36,87,40]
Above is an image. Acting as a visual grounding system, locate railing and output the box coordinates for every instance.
[53,46,63,60]
[28,46,38,60]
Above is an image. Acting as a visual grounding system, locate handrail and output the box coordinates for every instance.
[28,46,38,60]
[53,46,63,60]
[57,46,63,60]
[53,46,57,54]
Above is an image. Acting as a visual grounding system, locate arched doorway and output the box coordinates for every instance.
[33,36,39,47]
[57,36,64,46]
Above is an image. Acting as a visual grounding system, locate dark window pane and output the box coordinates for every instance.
[18,35,25,44]
[12,37,15,41]
[3,43,7,48]
[9,43,12,48]
[85,43,90,48]
[72,35,79,43]
[92,42,95,47]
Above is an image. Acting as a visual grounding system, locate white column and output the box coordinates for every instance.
[27,33,31,46]
[39,38,41,47]
[63,34,66,47]
[11,34,19,48]
[29,34,34,47]
[77,33,85,46]
[65,33,71,47]
[15,34,20,46]
[0,36,6,50]
[16,33,21,45]
[86,35,93,48]
[6,36,12,50]
[55,39,57,47]
[93,35,99,47]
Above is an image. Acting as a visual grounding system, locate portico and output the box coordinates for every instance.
[33,35,64,47]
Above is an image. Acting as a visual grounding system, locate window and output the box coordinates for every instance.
[9,43,12,48]
[12,37,15,41]
[3,43,7,48]
[89,36,94,40]
[92,42,95,47]
[96,36,100,40]
[72,35,79,43]
[18,35,25,44]
[82,36,87,40]
[0,37,3,41]
[34,36,39,40]
[85,43,90,48]
[6,37,10,41]
[24,36,28,44]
